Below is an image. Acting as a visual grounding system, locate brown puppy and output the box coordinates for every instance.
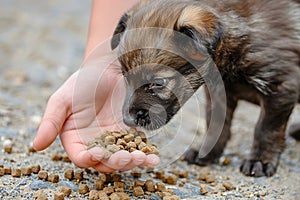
[111,0,300,177]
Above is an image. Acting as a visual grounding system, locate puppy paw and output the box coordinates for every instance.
[184,148,199,164]
[184,148,217,166]
[240,159,276,177]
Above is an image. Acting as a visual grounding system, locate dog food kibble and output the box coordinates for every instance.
[114,181,125,190]
[145,180,155,192]
[200,184,209,195]
[53,192,64,200]
[38,171,48,180]
[34,190,48,200]
[0,167,4,176]
[134,180,145,187]
[130,171,142,178]
[4,166,11,175]
[48,174,59,183]
[74,170,84,181]
[156,182,166,192]
[133,186,144,196]
[61,186,72,197]
[28,146,36,153]
[167,175,178,185]
[11,168,21,177]
[155,170,165,179]
[78,183,89,194]
[109,193,121,200]
[21,166,32,176]
[112,173,122,182]
[87,129,159,158]
[107,144,120,153]
[89,190,99,200]
[205,174,215,183]
[64,169,74,180]
[51,154,62,161]
[4,145,12,153]
[63,156,72,163]
[223,181,234,190]
[98,191,109,200]
[179,170,188,178]
[94,179,105,190]
[31,165,41,174]
[103,186,115,195]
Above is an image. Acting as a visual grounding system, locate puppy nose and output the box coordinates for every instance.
[136,109,147,120]
[135,109,150,126]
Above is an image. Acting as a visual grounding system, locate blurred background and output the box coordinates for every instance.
[0,0,92,112]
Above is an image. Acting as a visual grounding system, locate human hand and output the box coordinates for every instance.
[33,52,160,172]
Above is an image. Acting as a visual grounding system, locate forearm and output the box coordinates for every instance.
[84,0,140,59]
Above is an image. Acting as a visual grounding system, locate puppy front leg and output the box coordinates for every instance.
[185,87,237,165]
[240,89,297,177]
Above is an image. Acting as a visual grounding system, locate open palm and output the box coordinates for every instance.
[33,54,159,172]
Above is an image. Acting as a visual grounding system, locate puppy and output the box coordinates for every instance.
[111,0,300,177]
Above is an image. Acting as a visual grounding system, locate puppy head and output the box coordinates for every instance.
[112,0,223,130]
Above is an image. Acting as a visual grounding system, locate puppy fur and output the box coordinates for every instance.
[111,0,300,177]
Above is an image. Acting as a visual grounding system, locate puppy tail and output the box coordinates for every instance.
[288,123,300,141]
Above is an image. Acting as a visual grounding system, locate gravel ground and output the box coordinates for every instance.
[1,1,300,199]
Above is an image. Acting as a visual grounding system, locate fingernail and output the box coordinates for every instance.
[148,156,160,166]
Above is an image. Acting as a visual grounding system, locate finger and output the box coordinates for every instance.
[117,150,147,171]
[33,95,70,151]
[59,131,103,168]
[100,150,132,170]
[93,163,117,173]
[143,154,160,167]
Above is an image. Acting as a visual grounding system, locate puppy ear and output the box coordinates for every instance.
[111,13,129,50]
[175,6,223,56]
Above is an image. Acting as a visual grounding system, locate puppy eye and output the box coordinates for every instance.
[151,78,168,89]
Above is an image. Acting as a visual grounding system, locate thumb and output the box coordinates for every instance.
[33,94,70,151]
